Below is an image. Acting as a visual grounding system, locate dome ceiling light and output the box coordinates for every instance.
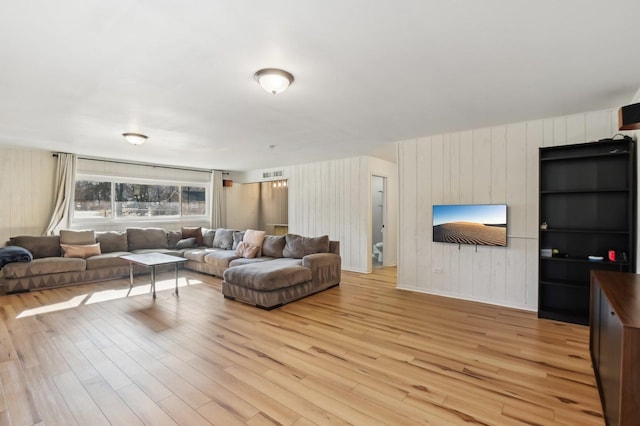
[254,68,294,95]
[122,132,148,145]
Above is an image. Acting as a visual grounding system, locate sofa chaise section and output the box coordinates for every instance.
[222,237,341,309]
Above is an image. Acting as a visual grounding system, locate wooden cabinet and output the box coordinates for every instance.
[539,138,636,324]
[590,270,640,426]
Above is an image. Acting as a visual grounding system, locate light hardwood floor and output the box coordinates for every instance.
[0,268,603,425]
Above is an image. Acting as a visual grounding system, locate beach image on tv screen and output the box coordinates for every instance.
[432,204,507,246]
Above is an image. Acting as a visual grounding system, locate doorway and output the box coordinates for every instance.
[371,175,386,268]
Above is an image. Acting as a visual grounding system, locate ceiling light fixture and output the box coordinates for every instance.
[254,68,294,95]
[122,132,148,145]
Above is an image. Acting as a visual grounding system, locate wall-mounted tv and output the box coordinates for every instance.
[433,204,507,247]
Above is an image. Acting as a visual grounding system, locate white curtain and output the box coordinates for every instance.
[211,170,225,228]
[45,153,77,235]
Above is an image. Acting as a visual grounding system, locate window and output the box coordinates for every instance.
[75,180,112,219]
[73,177,208,222]
[115,183,180,218]
[181,186,206,216]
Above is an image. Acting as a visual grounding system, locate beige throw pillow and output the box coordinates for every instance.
[235,241,260,259]
[243,229,266,257]
[60,243,101,258]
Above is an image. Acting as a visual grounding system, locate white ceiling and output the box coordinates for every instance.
[1,1,639,171]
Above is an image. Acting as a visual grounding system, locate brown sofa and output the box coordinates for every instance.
[2,228,184,293]
[221,235,341,309]
[2,228,341,309]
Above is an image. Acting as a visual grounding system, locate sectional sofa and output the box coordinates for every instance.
[1,227,341,309]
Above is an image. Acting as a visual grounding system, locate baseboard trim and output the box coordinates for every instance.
[396,285,536,312]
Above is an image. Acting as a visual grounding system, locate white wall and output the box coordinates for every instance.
[288,156,398,273]
[0,148,56,245]
[397,108,629,311]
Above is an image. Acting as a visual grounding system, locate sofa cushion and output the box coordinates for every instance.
[3,257,86,279]
[202,228,215,247]
[61,243,101,259]
[182,227,203,246]
[228,257,275,268]
[183,248,222,262]
[85,252,131,269]
[130,248,182,257]
[60,229,96,245]
[176,237,197,249]
[167,231,182,249]
[213,228,235,250]
[262,235,285,258]
[223,260,311,291]
[283,234,330,259]
[126,228,168,250]
[203,250,240,268]
[235,241,260,259]
[9,235,61,259]
[96,231,128,253]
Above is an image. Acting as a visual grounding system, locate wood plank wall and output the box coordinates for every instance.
[397,108,626,311]
[288,156,398,273]
[0,148,55,246]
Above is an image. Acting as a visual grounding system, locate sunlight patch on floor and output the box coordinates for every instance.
[15,276,206,318]
[16,294,88,318]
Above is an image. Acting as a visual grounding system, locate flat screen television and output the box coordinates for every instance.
[433,204,507,247]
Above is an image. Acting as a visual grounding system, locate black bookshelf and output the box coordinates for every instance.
[538,138,636,325]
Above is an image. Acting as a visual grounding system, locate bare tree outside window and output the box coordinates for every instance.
[115,183,179,217]
[74,180,112,218]
[73,178,207,221]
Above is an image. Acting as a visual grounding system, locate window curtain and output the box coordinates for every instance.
[45,153,77,235]
[211,170,225,228]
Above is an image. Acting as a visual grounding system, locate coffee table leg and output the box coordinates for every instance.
[129,264,133,289]
[174,263,179,296]
[151,266,156,299]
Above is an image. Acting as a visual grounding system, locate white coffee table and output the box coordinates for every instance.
[120,253,187,298]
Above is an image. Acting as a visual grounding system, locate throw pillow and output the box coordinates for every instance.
[60,243,101,259]
[243,229,266,257]
[9,235,61,258]
[232,231,245,250]
[167,231,182,249]
[60,229,96,245]
[202,228,216,247]
[181,227,203,246]
[235,241,260,259]
[126,228,169,250]
[262,235,285,258]
[176,237,197,249]
[95,231,128,253]
[283,234,330,259]
[212,228,235,250]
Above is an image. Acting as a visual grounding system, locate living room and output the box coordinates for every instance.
[2,2,640,425]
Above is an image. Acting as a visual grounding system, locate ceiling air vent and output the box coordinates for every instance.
[262,170,284,179]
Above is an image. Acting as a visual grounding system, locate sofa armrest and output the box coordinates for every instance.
[329,240,340,255]
[302,253,341,286]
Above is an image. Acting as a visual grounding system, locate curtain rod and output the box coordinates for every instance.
[52,152,223,173]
